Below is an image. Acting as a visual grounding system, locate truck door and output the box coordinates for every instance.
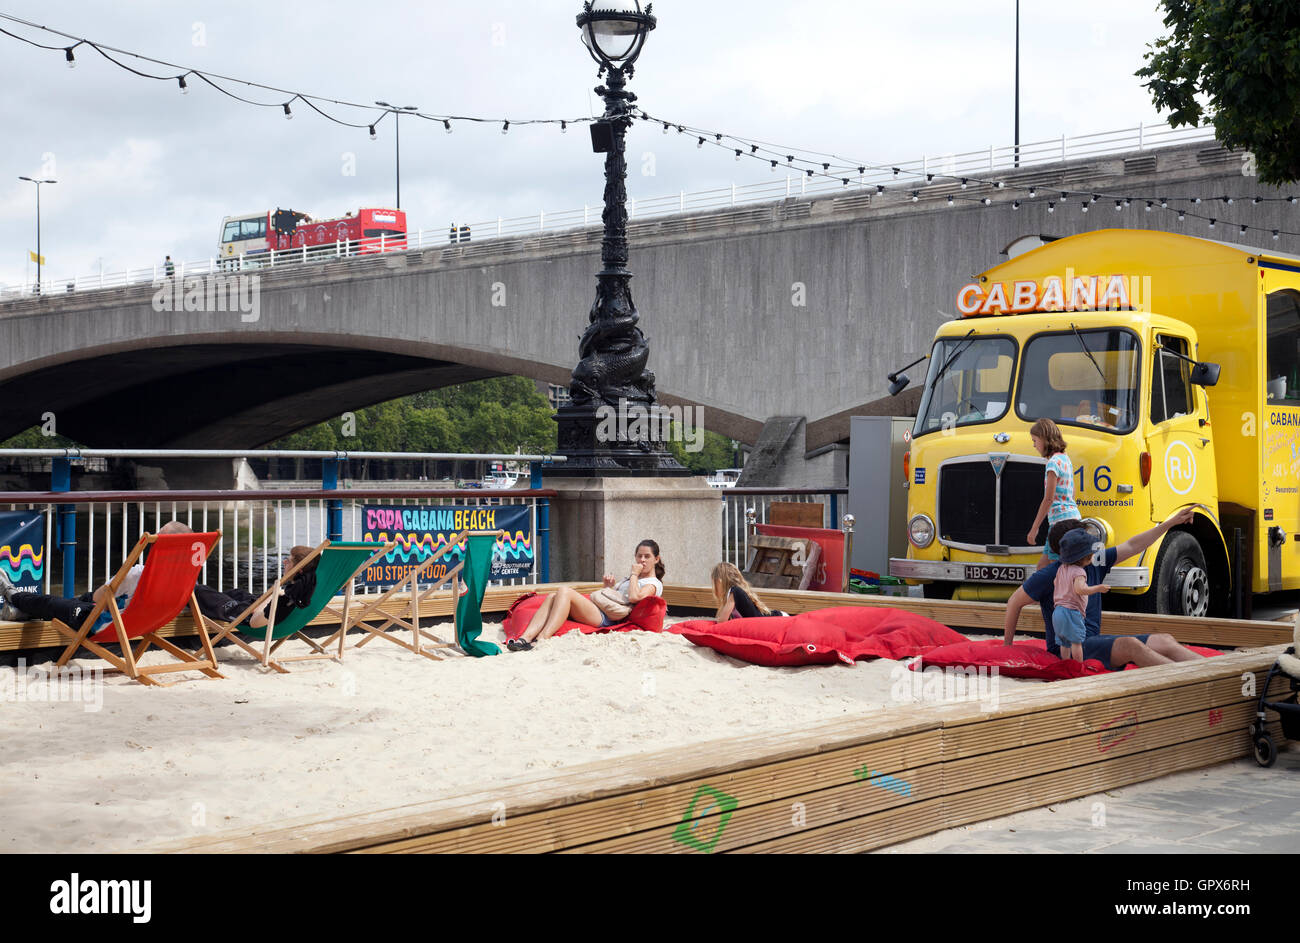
[1146,333,1215,517]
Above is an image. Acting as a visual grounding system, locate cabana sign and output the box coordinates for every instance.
[361,505,534,585]
[0,510,44,592]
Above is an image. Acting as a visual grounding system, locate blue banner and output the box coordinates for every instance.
[360,504,533,586]
[0,510,44,591]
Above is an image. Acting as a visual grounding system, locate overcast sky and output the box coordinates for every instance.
[1,0,1175,287]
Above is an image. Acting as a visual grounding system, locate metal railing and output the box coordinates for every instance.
[0,448,562,599]
[0,121,1215,300]
[721,488,848,570]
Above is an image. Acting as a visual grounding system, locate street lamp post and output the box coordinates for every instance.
[18,176,56,295]
[556,0,687,476]
[375,101,418,210]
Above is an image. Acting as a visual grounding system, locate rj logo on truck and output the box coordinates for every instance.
[1164,441,1197,495]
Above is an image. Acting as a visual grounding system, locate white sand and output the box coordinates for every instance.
[0,617,1038,852]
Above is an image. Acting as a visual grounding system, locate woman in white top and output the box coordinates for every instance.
[507,540,664,651]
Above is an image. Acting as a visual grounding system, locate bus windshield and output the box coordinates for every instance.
[1016,328,1141,433]
[913,335,1017,437]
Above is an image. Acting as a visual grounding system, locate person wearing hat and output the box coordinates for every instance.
[1002,508,1204,668]
[1052,527,1111,662]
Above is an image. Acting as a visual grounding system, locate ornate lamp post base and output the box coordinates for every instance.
[555,402,690,476]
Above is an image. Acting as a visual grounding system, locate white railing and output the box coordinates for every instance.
[0,121,1215,300]
[3,492,543,598]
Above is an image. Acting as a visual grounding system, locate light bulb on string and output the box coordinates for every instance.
[911,191,919,202]
[502,121,510,134]
[65,46,76,68]
[1048,202,1056,214]
[178,75,188,95]
[1241,224,1248,234]
[981,197,991,205]
[369,125,376,140]
[735,149,741,161]
[960,179,968,189]
[1082,203,1089,214]
[1223,196,1233,205]
[662,122,669,134]
[561,121,567,134]
[444,120,452,133]
[697,137,704,148]
[1028,187,1036,197]
[876,185,885,194]
[946,195,953,207]
[1274,230,1281,241]
[1208,218,1216,228]
[283,103,293,120]
[1145,201,1153,212]
[1178,211,1186,222]
[1012,201,1021,210]
[1160,198,1168,208]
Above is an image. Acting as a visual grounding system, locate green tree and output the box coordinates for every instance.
[668,426,739,475]
[0,427,80,448]
[1137,0,1300,184]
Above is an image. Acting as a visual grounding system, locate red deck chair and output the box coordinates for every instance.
[53,531,225,686]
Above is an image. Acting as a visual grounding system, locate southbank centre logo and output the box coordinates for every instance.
[672,784,738,853]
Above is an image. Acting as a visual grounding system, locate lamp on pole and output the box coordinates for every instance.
[18,176,55,295]
[556,1,686,476]
[375,101,418,210]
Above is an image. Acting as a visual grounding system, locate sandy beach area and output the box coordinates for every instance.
[1,615,1040,853]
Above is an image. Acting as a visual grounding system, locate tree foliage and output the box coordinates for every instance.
[272,376,558,455]
[1137,0,1300,184]
[667,425,740,475]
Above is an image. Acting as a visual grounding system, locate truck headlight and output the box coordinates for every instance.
[1081,517,1113,547]
[908,513,935,548]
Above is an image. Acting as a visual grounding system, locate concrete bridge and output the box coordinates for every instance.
[0,139,1284,484]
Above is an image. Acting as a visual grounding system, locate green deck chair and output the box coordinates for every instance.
[205,541,393,672]
[455,531,502,658]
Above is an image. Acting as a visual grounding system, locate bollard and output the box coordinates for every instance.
[841,513,855,593]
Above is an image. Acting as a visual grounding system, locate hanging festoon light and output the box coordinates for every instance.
[443,119,452,133]
[178,75,188,94]
[283,102,292,120]
[502,120,510,134]
[64,45,75,67]
[369,124,377,140]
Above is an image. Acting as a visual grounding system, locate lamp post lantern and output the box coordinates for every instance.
[557,0,686,476]
[18,175,55,295]
[375,101,418,210]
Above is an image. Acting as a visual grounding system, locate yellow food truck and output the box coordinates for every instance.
[888,228,1300,617]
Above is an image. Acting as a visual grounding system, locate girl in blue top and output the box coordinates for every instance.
[1027,418,1080,570]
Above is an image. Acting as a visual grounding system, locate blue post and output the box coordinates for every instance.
[51,457,76,597]
[531,461,550,583]
[323,458,343,542]
[830,493,839,530]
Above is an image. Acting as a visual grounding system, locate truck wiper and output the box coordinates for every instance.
[1070,324,1107,382]
[928,329,977,392]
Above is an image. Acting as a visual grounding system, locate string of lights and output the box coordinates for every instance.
[640,109,1300,242]
[0,12,594,134]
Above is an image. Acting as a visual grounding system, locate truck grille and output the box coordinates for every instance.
[938,458,1044,548]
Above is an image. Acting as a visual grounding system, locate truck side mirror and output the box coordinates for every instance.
[888,373,910,396]
[1190,361,1220,387]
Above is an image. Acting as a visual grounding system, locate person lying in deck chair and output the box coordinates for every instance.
[1003,509,1206,669]
[0,520,193,626]
[191,545,319,629]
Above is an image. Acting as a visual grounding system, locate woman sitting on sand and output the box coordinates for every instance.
[507,539,664,651]
[711,562,783,620]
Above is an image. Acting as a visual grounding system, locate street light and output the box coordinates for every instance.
[557,1,685,475]
[375,101,419,210]
[18,176,56,295]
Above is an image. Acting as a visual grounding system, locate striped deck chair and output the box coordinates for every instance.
[204,541,393,671]
[347,529,480,659]
[53,531,224,687]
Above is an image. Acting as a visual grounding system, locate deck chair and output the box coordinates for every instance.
[205,541,392,672]
[53,531,224,687]
[346,530,470,659]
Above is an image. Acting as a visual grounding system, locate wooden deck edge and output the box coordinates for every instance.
[159,648,1285,854]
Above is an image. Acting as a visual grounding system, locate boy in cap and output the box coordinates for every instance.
[1052,527,1110,661]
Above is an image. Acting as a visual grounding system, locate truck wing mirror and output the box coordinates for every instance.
[888,373,911,396]
[1190,361,1220,387]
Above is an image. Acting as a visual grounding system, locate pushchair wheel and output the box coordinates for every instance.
[1253,734,1277,768]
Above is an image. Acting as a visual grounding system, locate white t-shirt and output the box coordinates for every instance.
[613,575,663,602]
[117,564,144,604]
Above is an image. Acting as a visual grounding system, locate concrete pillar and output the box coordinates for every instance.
[546,477,721,586]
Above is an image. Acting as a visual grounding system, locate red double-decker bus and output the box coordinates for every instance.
[218,207,408,263]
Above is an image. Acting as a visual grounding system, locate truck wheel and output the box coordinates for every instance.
[1146,531,1211,617]
[922,581,957,600]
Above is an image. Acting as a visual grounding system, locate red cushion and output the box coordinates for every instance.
[801,606,970,658]
[916,640,1106,679]
[502,591,666,640]
[674,615,851,667]
[676,606,972,667]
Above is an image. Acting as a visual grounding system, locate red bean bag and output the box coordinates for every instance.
[674,615,852,667]
[916,637,1224,680]
[800,607,969,658]
[501,591,666,640]
[675,607,968,667]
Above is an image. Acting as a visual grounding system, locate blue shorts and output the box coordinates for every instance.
[598,612,614,628]
[1052,607,1086,644]
[1043,545,1059,562]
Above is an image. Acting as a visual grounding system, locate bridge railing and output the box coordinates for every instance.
[720,487,850,570]
[0,449,562,599]
[0,121,1215,301]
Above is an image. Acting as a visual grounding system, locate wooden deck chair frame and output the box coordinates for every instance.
[343,529,473,659]
[202,540,330,673]
[205,541,394,671]
[52,532,224,687]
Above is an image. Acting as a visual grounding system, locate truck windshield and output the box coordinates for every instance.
[913,336,1017,436]
[1016,328,1141,433]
